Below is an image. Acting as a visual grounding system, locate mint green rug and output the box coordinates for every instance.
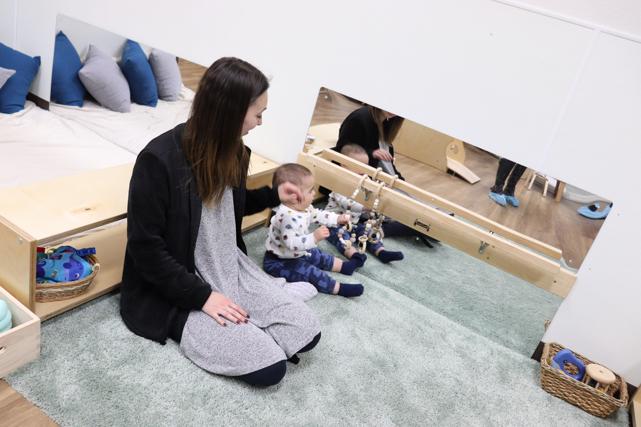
[7,228,628,426]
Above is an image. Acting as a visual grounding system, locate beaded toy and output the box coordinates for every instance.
[337,175,388,254]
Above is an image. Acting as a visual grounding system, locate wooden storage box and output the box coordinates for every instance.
[0,285,40,378]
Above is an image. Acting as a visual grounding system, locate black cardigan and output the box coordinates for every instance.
[120,123,279,344]
[335,106,404,179]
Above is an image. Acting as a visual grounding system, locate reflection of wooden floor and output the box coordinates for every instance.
[307,88,603,269]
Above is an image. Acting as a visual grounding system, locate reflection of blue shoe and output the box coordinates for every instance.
[578,203,611,219]
[488,192,506,206]
[505,195,520,207]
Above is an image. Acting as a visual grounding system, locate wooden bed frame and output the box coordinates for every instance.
[299,149,576,298]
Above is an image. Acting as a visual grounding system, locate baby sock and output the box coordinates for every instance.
[377,250,404,263]
[340,253,366,275]
[337,283,364,298]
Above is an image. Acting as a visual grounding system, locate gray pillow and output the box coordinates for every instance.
[0,66,16,90]
[149,48,182,101]
[78,45,131,112]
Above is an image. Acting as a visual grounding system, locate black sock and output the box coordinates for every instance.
[377,250,404,263]
[337,283,364,297]
[340,253,366,275]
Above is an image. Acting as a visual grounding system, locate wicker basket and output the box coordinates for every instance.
[35,254,100,303]
[540,342,628,417]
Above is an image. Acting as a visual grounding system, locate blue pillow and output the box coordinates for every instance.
[51,31,85,106]
[120,40,158,107]
[0,43,41,114]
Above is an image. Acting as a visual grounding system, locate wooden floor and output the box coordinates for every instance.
[307,88,604,269]
[0,380,57,426]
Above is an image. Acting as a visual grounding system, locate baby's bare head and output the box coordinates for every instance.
[272,163,313,190]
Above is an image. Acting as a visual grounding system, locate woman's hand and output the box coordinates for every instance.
[372,149,394,162]
[202,292,248,326]
[278,181,303,205]
[314,225,330,242]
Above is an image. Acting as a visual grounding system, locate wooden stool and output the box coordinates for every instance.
[583,363,616,395]
[527,170,550,197]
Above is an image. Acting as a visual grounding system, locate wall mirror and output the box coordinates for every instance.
[304,87,611,271]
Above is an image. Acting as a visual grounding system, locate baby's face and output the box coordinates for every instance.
[292,175,316,210]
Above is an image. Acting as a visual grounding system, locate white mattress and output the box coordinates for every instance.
[0,101,136,188]
[50,86,195,154]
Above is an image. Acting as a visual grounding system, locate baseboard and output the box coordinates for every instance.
[26,92,49,110]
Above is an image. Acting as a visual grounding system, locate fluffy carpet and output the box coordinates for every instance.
[7,228,628,426]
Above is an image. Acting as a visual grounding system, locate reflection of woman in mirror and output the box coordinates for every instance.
[336,105,405,179]
[121,57,321,387]
[488,158,526,207]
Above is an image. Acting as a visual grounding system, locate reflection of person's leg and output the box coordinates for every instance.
[503,163,527,207]
[504,163,526,196]
[489,158,516,206]
[491,158,516,193]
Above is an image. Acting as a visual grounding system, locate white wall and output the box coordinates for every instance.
[0,0,17,47]
[8,0,641,384]
[55,14,152,62]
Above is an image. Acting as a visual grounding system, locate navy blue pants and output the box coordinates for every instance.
[263,248,337,294]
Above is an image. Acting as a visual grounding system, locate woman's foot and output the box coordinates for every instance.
[488,191,506,206]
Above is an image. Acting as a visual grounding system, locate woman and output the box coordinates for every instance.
[335,105,405,179]
[120,57,321,387]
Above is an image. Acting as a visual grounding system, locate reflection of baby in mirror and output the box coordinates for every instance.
[325,144,405,263]
[263,163,366,298]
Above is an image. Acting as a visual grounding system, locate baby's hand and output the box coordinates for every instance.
[314,226,330,242]
[337,214,351,225]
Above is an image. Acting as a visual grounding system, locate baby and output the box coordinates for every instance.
[325,144,404,263]
[263,163,366,297]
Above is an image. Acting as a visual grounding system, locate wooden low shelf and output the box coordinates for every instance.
[0,153,279,321]
[0,163,132,320]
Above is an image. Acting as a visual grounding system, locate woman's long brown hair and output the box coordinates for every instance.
[368,106,404,145]
[183,57,269,205]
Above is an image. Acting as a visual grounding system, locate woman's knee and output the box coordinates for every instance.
[238,360,287,387]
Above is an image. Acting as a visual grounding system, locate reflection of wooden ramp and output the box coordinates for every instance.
[393,120,480,184]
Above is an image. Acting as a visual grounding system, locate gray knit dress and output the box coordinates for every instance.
[180,188,321,376]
